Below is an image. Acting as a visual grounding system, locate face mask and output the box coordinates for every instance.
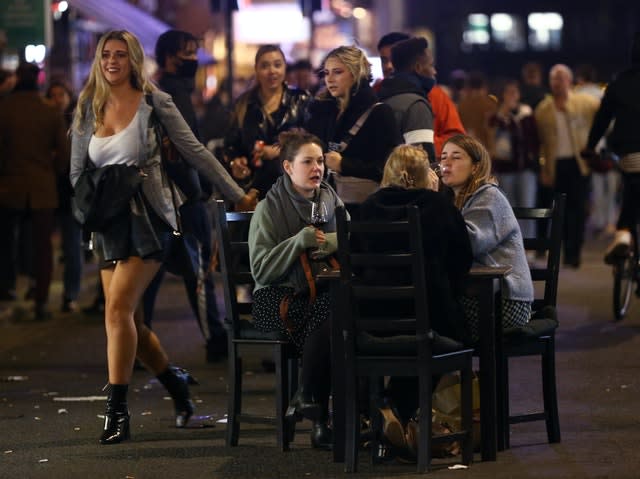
[417,74,436,93]
[176,58,198,78]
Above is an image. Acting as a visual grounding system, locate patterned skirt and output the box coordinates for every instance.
[460,295,532,343]
[252,286,331,354]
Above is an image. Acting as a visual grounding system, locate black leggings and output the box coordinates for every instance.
[302,319,331,414]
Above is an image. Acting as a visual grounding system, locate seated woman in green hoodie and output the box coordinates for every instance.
[248,130,345,450]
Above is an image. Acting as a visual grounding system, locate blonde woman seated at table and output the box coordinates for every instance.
[440,134,534,342]
[249,130,345,450]
[359,144,473,460]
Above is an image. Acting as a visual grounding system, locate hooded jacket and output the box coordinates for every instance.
[249,174,344,293]
[377,73,436,162]
[360,187,472,342]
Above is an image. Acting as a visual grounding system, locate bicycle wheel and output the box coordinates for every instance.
[613,252,635,321]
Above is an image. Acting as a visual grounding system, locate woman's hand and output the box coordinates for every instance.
[235,188,259,211]
[325,151,342,172]
[427,168,440,191]
[261,144,281,160]
[314,228,326,245]
[230,156,251,180]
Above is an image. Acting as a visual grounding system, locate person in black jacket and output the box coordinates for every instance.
[377,36,436,162]
[361,144,472,345]
[146,29,229,362]
[224,44,310,199]
[359,144,473,454]
[305,45,401,215]
[585,32,640,264]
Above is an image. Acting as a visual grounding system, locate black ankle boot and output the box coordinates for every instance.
[157,366,197,428]
[100,410,131,445]
[310,421,333,450]
[100,384,130,445]
[286,387,322,422]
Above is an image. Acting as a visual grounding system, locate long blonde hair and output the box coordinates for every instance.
[72,30,155,134]
[443,134,497,209]
[381,145,431,189]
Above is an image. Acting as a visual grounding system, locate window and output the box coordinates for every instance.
[528,12,563,51]
[462,14,490,52]
[491,13,525,51]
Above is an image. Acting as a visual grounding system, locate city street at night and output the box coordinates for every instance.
[2,235,640,478]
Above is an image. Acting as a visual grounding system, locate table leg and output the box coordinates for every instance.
[477,278,498,461]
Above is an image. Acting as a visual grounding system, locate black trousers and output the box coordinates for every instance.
[0,208,54,306]
[554,158,590,264]
[617,173,640,231]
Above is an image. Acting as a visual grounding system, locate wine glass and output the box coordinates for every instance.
[310,200,328,258]
[311,200,328,226]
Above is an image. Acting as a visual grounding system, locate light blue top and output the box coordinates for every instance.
[462,183,534,302]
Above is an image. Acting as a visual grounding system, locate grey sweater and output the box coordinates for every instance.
[462,183,533,302]
[70,90,245,230]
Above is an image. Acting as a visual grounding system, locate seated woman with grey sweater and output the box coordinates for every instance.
[440,134,533,342]
[248,130,345,450]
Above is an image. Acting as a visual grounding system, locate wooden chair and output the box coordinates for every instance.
[499,193,566,449]
[213,200,299,451]
[335,205,474,473]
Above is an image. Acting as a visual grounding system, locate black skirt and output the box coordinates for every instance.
[94,191,172,267]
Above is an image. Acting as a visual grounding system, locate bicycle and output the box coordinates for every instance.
[612,225,640,321]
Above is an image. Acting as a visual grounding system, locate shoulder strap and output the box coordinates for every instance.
[336,102,383,152]
[348,101,383,136]
[145,93,183,232]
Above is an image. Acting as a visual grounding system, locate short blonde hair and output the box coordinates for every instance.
[381,144,431,189]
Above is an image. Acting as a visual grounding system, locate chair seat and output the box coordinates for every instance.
[503,305,558,341]
[234,318,292,342]
[356,331,466,355]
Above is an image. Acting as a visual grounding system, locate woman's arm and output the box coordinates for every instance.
[153,92,246,203]
[463,186,517,257]
[249,202,319,285]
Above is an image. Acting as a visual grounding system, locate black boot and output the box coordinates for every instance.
[157,366,198,428]
[100,384,130,445]
[310,399,333,450]
[310,421,333,450]
[286,387,322,422]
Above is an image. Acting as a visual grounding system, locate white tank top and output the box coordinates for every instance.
[88,110,140,167]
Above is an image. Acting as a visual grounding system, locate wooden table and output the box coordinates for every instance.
[321,265,511,464]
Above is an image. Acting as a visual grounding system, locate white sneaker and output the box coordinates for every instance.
[604,230,632,265]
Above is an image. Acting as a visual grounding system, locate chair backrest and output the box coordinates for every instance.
[335,205,433,358]
[512,193,566,311]
[214,200,254,335]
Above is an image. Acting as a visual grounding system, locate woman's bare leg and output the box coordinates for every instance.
[101,257,161,384]
[134,305,170,375]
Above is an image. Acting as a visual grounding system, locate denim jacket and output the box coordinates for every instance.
[70,90,245,230]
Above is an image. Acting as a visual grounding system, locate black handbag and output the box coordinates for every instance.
[146,99,200,283]
[163,229,200,283]
[72,164,144,232]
